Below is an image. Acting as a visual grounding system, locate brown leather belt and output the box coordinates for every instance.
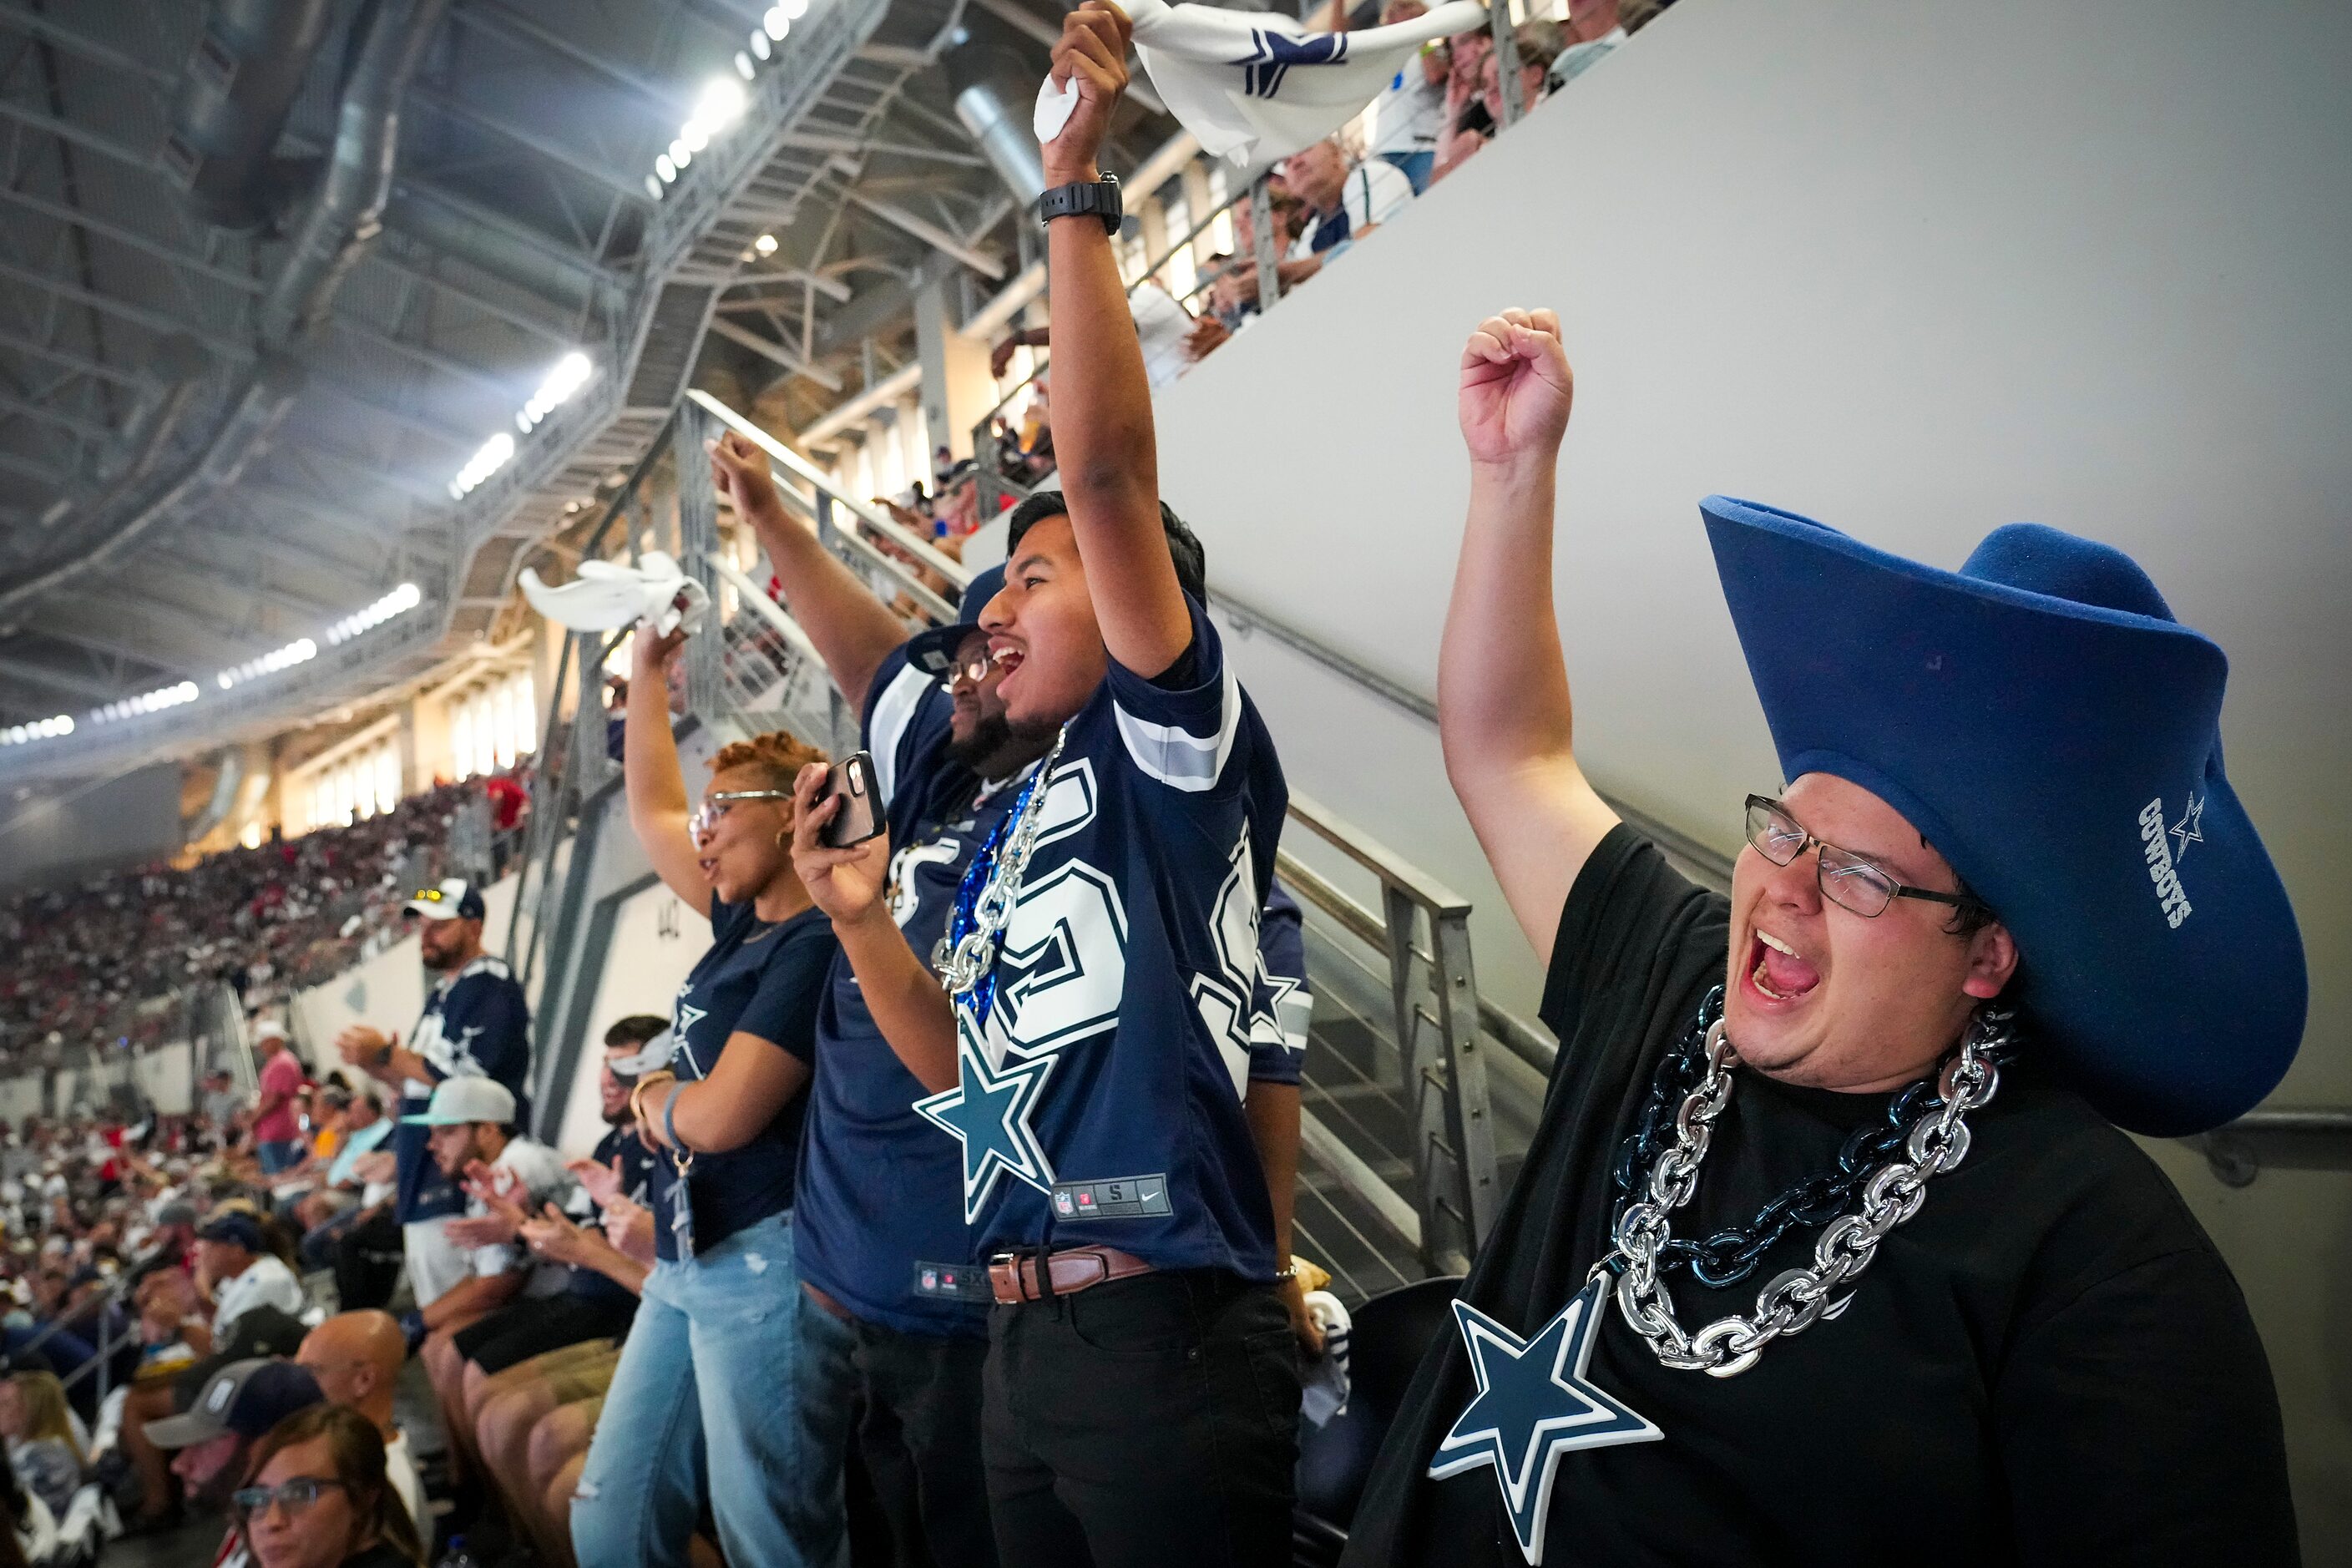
[988,1246,1156,1305]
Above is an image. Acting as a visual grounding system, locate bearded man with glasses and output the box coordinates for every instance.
[1340,309,2306,1565]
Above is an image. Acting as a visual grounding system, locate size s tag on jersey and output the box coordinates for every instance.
[912,1261,994,1303]
[1050,1174,1172,1222]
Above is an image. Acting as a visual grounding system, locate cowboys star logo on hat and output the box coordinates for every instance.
[1702,498,2306,1136]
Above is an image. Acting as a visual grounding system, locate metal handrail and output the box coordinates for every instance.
[687,388,969,593]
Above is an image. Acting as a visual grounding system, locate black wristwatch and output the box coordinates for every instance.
[1038,173,1122,235]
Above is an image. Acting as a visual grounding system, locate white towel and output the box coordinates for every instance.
[1036,0,1490,167]
[1301,1288,1355,1426]
[519,550,711,638]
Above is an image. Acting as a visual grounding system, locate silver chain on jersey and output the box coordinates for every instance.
[933,726,1068,998]
[1603,1007,2013,1378]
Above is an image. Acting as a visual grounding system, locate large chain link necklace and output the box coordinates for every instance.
[932,725,1067,1019]
[1602,1001,2016,1378]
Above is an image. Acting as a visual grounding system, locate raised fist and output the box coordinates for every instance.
[1458,307,1574,471]
[1043,2,1134,187]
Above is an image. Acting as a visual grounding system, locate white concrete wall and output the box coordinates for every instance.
[286,873,523,1077]
[551,883,711,1156]
[1147,0,2351,1548]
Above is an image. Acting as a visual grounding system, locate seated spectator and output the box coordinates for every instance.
[142,1358,326,1564]
[1432,20,1563,184]
[0,1372,82,1520]
[1327,0,1450,193]
[1210,139,1402,312]
[233,1403,425,1568]
[1551,0,1631,89]
[464,1017,661,1561]
[399,1079,571,1490]
[290,1091,393,1263]
[195,1214,305,1344]
[294,1313,422,1535]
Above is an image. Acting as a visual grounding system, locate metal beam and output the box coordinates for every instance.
[365,241,572,346]
[409,85,655,208]
[16,615,205,670]
[0,651,124,701]
[780,130,986,169]
[846,193,1006,280]
[0,187,264,295]
[0,96,158,175]
[151,549,338,618]
[728,266,852,304]
[0,256,250,359]
[232,476,403,540]
[330,315,515,399]
[0,3,176,87]
[449,0,687,116]
[0,391,108,444]
[0,324,142,386]
[0,448,66,485]
[707,316,844,392]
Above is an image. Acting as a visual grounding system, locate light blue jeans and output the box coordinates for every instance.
[569,1211,857,1568]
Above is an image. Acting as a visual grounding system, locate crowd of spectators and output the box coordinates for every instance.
[0,777,524,1079]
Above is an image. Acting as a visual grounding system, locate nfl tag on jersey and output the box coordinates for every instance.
[912,1260,994,1303]
[1050,1174,1173,1222]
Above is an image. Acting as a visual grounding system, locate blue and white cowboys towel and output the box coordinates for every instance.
[1034,0,1490,166]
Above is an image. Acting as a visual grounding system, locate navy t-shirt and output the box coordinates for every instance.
[394,955,532,1224]
[648,899,835,1261]
[920,595,1291,1279]
[565,1123,656,1306]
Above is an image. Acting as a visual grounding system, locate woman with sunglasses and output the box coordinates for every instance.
[1338,311,2301,1565]
[569,620,850,1568]
[234,1404,424,1568]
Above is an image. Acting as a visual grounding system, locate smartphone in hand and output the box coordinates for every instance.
[817,751,885,848]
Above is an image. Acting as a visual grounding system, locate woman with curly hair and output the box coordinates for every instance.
[569,617,849,1568]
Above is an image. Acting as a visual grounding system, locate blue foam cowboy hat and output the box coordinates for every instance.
[1701,497,2306,1137]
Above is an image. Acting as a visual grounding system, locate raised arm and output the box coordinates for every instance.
[622,625,712,908]
[709,432,909,711]
[1042,3,1193,679]
[1440,309,1620,964]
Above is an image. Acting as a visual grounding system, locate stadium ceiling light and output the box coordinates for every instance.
[0,714,73,746]
[89,680,200,726]
[645,173,665,200]
[748,28,771,60]
[448,432,516,499]
[516,352,595,435]
[763,5,791,38]
[733,49,756,80]
[326,582,423,646]
[216,637,318,691]
[783,0,808,19]
[754,232,778,255]
[655,154,678,184]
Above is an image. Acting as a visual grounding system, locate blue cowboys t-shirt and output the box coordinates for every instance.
[921,594,1291,1279]
[797,646,1014,1337]
[649,898,836,1262]
[567,1123,656,1307]
[394,955,532,1224]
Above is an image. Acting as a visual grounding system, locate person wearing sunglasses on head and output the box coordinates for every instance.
[566,617,847,1568]
[1338,309,2304,1565]
[233,1404,425,1568]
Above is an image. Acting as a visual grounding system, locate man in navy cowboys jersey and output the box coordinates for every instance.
[789,8,1302,1562]
[336,878,531,1323]
[713,431,1320,1564]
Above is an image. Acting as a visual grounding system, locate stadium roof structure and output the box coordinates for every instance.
[0,0,1183,789]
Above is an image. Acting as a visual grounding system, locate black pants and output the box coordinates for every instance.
[983,1269,1301,1568]
[850,1318,999,1568]
[331,1206,404,1312]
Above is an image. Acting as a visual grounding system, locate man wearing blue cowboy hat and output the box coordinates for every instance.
[1341,309,2303,1565]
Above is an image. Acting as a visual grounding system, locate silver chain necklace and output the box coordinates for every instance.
[933,726,1067,998]
[1603,1008,2013,1378]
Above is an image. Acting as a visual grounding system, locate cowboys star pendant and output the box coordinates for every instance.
[1428,1278,1662,1564]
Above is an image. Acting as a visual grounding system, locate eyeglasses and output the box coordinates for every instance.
[231,1477,346,1520]
[409,888,444,903]
[938,650,993,691]
[688,789,792,842]
[1743,795,1989,921]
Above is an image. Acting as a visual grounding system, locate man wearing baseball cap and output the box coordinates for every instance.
[336,876,533,1313]
[194,1212,304,1343]
[248,1021,306,1176]
[145,1358,326,1568]
[399,1075,574,1490]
